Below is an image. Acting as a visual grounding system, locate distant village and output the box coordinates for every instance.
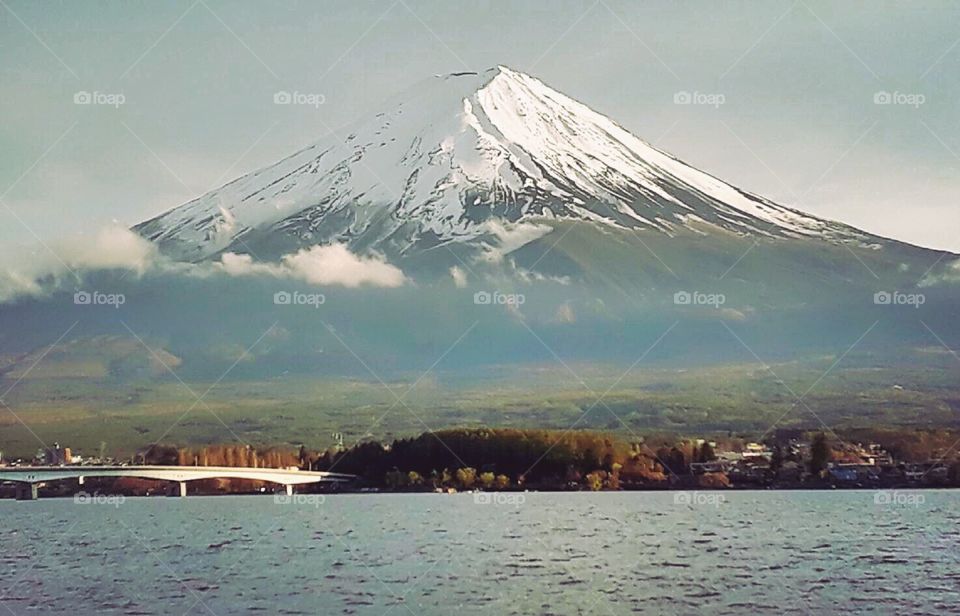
[1,442,122,467]
[3,429,960,495]
[680,437,948,489]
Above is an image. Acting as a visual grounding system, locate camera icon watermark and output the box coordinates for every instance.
[673,290,725,308]
[273,290,325,308]
[473,290,525,306]
[674,90,725,108]
[874,489,924,508]
[873,90,925,108]
[73,90,126,108]
[873,290,924,309]
[273,493,325,507]
[473,492,525,507]
[74,290,125,309]
[74,491,125,507]
[273,90,325,108]
[673,491,726,508]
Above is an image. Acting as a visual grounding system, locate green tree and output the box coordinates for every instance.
[770,445,784,475]
[585,471,605,491]
[456,467,477,490]
[479,472,495,489]
[385,469,407,489]
[606,463,622,490]
[810,433,831,475]
[494,474,510,489]
[408,471,424,487]
[948,462,960,486]
[699,442,716,462]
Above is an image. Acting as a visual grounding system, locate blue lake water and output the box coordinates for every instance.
[1,490,959,615]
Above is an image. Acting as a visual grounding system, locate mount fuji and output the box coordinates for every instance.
[135,66,879,269]
[2,67,957,381]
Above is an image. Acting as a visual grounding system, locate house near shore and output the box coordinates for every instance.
[742,442,770,458]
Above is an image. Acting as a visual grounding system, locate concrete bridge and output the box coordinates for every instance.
[0,466,355,500]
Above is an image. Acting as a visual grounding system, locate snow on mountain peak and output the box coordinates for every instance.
[135,66,861,263]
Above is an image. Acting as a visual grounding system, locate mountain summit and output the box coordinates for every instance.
[135,66,869,264]
[5,67,956,384]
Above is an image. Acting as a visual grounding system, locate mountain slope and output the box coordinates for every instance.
[0,336,181,380]
[134,65,875,265]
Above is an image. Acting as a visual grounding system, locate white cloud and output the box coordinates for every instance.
[449,265,468,288]
[510,264,571,285]
[282,244,406,287]
[919,258,960,287]
[0,268,45,302]
[0,224,158,302]
[0,229,406,303]
[478,220,552,263]
[59,225,157,273]
[217,243,407,288]
[218,252,278,277]
[717,307,749,321]
[553,302,576,324]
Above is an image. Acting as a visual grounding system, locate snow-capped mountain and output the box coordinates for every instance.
[135,65,869,264]
[3,67,958,395]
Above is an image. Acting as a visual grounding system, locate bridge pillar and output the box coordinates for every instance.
[78,475,84,485]
[15,483,39,501]
[178,481,188,497]
[285,484,294,496]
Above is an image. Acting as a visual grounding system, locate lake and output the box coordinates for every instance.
[1,490,958,614]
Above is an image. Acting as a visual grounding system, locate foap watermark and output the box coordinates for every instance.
[273,493,325,507]
[74,290,125,309]
[874,489,925,508]
[674,90,725,108]
[474,290,525,306]
[74,491,125,507]
[873,291,924,309]
[73,90,126,108]
[473,492,526,508]
[674,491,726,508]
[273,290,325,308]
[674,290,725,308]
[873,90,925,108]
[274,90,325,108]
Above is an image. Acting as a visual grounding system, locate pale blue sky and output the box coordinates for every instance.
[1,0,958,251]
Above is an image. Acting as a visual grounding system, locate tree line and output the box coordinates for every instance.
[311,428,670,490]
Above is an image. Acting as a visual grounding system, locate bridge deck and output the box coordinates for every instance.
[0,465,354,485]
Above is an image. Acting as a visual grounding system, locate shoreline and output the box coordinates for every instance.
[1,484,953,501]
